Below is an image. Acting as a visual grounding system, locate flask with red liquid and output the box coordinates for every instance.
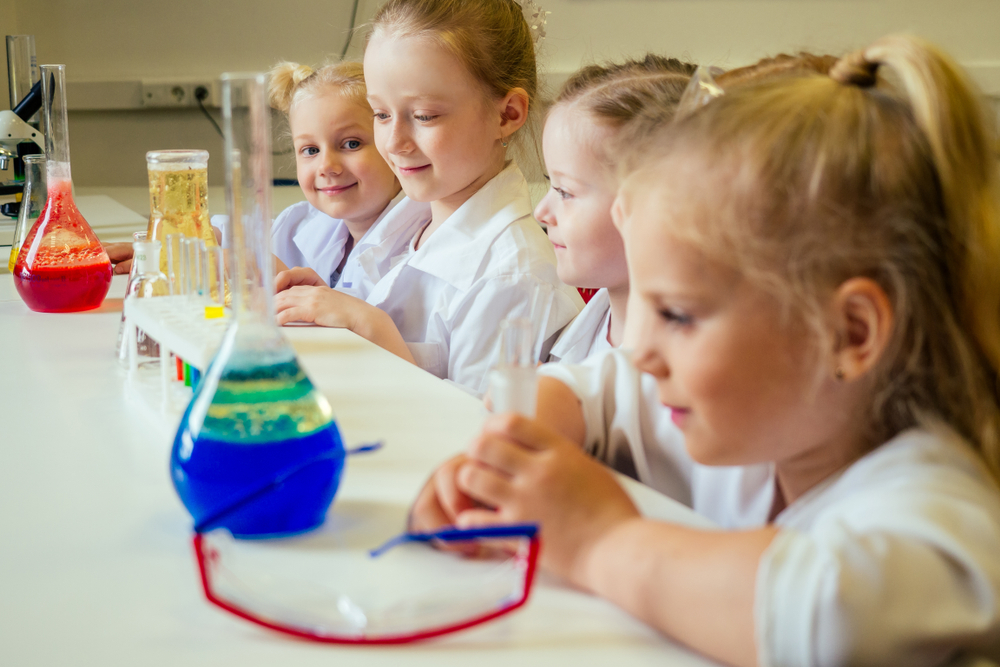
[13,64,111,312]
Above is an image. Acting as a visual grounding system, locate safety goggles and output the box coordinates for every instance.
[189,457,540,644]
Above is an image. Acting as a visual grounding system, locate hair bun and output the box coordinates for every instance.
[268,61,315,113]
[830,51,879,88]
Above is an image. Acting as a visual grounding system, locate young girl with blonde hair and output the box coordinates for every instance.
[275,0,581,397]
[537,55,694,365]
[411,36,1000,666]
[264,60,430,298]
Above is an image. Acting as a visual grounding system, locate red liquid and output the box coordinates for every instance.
[13,178,112,313]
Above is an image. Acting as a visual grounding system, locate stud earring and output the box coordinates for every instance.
[501,137,509,148]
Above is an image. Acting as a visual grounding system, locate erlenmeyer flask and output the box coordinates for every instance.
[12,64,111,312]
[170,73,344,539]
[7,153,45,272]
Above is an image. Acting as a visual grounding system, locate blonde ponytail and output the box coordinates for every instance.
[267,60,368,115]
[632,35,1000,478]
[268,61,315,113]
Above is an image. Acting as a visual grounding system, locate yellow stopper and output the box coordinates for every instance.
[204,305,225,319]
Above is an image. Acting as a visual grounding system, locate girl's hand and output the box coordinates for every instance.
[103,242,134,275]
[274,285,366,328]
[275,267,327,292]
[409,454,480,533]
[454,413,640,585]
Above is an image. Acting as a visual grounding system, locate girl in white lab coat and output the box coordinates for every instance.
[538,56,694,364]
[274,0,581,397]
[263,61,430,299]
[410,37,1000,666]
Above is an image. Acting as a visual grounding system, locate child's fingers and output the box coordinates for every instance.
[276,306,313,325]
[434,456,478,519]
[456,459,513,508]
[482,412,569,453]
[408,480,455,534]
[112,259,133,275]
[467,433,534,476]
[454,508,506,530]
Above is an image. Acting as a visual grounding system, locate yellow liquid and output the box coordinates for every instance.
[8,244,18,272]
[146,166,229,303]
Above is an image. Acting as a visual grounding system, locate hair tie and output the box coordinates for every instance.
[513,0,550,46]
[675,65,726,119]
[830,51,879,88]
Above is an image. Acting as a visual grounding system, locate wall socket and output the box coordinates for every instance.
[140,80,218,108]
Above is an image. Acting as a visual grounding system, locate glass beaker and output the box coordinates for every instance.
[12,64,112,313]
[116,237,169,367]
[7,153,45,272]
[170,73,344,539]
[145,150,227,301]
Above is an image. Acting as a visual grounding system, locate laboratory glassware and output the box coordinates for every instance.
[116,238,169,367]
[145,149,226,301]
[488,317,538,417]
[170,73,344,538]
[7,153,44,272]
[12,64,112,313]
[6,36,37,116]
[194,479,540,644]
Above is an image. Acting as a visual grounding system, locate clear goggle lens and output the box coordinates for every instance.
[194,521,539,643]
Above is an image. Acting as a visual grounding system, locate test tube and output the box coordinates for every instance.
[209,246,225,305]
[166,233,182,295]
[197,240,209,297]
[489,317,538,417]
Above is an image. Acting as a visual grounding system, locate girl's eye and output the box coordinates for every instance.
[658,308,694,328]
[373,112,389,121]
[300,146,319,157]
[342,139,362,150]
[554,187,572,201]
[414,114,436,122]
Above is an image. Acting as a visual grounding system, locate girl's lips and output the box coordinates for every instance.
[666,406,690,428]
[551,242,566,250]
[317,183,357,195]
[398,164,431,175]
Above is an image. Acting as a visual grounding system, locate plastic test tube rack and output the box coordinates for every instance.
[123,295,230,412]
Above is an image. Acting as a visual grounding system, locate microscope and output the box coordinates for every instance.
[0,35,44,217]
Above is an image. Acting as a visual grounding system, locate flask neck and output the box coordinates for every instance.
[40,64,71,165]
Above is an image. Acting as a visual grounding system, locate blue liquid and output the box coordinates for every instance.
[170,344,345,538]
[171,425,344,538]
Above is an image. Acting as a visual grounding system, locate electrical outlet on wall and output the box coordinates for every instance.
[140,80,218,108]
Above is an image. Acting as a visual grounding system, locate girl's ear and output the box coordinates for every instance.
[829,277,894,382]
[498,87,530,139]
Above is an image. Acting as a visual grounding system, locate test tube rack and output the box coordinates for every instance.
[123,295,230,413]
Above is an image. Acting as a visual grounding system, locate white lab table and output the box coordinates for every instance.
[0,274,718,667]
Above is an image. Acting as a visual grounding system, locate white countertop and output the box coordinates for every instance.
[0,274,718,667]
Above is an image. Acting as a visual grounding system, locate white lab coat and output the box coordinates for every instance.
[538,349,1000,667]
[213,192,430,300]
[546,287,614,364]
[366,162,583,397]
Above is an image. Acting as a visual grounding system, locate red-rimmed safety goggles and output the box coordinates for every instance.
[188,456,540,644]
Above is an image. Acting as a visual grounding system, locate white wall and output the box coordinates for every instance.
[2,0,998,187]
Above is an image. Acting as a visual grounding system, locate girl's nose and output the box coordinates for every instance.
[534,190,555,226]
[383,119,412,155]
[629,306,670,380]
[319,151,343,177]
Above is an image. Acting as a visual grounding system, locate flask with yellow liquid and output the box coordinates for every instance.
[145,150,227,303]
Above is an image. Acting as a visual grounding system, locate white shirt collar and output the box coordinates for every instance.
[405,161,533,291]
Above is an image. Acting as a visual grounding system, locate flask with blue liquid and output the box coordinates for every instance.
[170,73,344,538]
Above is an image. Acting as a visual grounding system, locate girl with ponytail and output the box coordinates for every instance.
[265,60,430,299]
[411,36,1000,666]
